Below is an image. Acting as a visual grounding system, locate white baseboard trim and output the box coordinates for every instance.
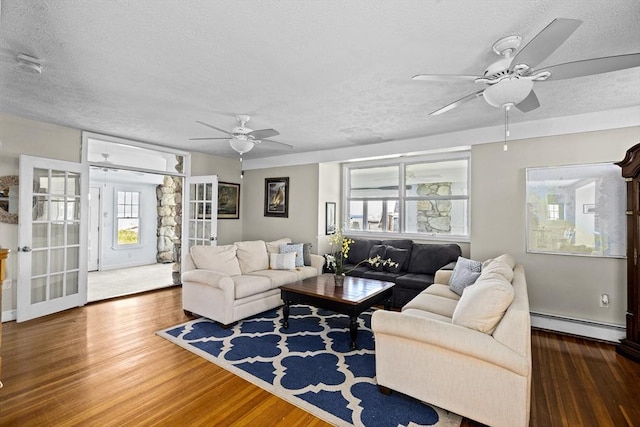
[2,309,16,323]
[530,311,625,343]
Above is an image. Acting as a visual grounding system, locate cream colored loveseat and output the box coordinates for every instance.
[182,238,324,326]
[371,254,531,427]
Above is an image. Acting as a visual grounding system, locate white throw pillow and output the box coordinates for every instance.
[190,244,242,276]
[234,240,269,273]
[452,274,515,334]
[270,252,296,270]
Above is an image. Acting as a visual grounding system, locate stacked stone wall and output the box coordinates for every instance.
[415,182,452,233]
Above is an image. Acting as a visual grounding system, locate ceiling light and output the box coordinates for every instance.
[229,139,254,154]
[482,77,533,108]
[17,53,43,74]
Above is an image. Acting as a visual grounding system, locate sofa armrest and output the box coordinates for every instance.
[310,254,325,275]
[371,310,529,376]
[182,269,234,291]
[434,269,453,285]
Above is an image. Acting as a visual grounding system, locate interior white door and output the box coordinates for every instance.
[87,186,101,271]
[185,176,218,251]
[17,155,88,322]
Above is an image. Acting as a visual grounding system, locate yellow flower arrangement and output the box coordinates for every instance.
[326,228,398,275]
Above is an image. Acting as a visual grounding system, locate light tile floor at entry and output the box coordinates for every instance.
[88,263,175,302]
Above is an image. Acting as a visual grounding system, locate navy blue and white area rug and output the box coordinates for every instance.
[157,305,461,427]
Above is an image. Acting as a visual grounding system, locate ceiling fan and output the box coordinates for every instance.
[413,18,640,116]
[190,114,293,160]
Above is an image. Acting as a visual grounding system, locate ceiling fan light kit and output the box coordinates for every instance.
[483,77,534,108]
[414,18,640,118]
[191,114,293,163]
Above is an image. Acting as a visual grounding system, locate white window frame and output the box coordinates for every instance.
[343,151,471,242]
[114,188,141,249]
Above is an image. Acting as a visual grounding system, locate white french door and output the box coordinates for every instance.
[17,155,88,322]
[185,176,218,251]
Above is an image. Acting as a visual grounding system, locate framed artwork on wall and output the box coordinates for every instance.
[326,202,336,235]
[218,182,240,219]
[264,177,289,218]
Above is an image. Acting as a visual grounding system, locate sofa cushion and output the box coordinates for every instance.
[266,238,291,254]
[367,244,387,271]
[449,256,482,296]
[234,240,269,274]
[407,243,462,275]
[288,242,312,266]
[280,243,304,267]
[381,239,413,270]
[483,253,516,270]
[452,274,515,334]
[395,272,436,290]
[270,252,296,270]
[403,292,458,319]
[190,244,242,276]
[481,258,515,282]
[232,274,273,299]
[361,269,402,283]
[345,238,381,264]
[383,246,409,274]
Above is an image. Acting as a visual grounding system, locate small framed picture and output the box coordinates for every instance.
[264,177,289,218]
[218,182,240,219]
[326,202,336,235]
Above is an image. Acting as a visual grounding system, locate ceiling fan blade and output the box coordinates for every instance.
[249,129,280,139]
[430,89,485,116]
[539,53,640,81]
[412,74,479,82]
[259,139,294,149]
[195,120,232,136]
[511,18,582,70]
[515,90,540,113]
[189,137,229,141]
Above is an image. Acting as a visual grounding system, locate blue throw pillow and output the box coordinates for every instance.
[280,243,304,267]
[449,256,482,296]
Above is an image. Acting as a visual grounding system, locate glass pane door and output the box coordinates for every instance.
[17,156,87,322]
[186,176,218,251]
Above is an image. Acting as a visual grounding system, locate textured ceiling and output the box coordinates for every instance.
[1,0,639,162]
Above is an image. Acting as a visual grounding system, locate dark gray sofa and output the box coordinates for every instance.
[338,237,462,308]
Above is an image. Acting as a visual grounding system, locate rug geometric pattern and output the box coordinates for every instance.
[157,305,461,427]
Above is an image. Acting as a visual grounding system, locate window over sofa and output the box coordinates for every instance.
[344,152,470,240]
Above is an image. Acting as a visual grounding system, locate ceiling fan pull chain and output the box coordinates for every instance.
[503,105,510,152]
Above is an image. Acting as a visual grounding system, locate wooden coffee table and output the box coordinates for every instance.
[279,274,395,350]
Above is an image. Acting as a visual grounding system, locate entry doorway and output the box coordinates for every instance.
[86,167,182,301]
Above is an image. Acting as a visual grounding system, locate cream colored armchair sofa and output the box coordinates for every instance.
[182,238,324,326]
[371,254,531,427]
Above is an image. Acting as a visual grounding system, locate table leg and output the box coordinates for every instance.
[384,296,392,311]
[349,315,358,350]
[283,301,290,328]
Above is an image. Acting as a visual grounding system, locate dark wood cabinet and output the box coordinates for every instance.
[616,143,640,362]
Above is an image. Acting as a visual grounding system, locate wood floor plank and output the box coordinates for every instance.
[2,287,640,426]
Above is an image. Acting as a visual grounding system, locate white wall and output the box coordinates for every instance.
[91,179,159,270]
[241,164,320,250]
[471,126,639,326]
[190,152,242,245]
[0,113,82,315]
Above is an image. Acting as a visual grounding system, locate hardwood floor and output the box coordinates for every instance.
[1,287,639,426]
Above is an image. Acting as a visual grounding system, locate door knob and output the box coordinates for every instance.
[19,246,32,252]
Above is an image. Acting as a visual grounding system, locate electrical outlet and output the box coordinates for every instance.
[600,293,610,308]
[2,279,11,290]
